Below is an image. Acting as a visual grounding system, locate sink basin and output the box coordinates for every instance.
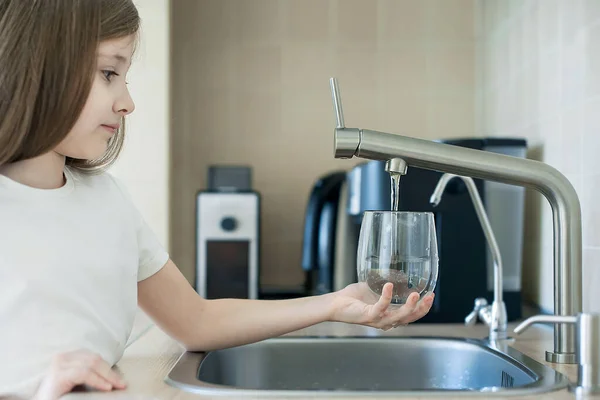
[165,337,569,396]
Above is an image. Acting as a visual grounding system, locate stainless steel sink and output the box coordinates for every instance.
[165,337,570,397]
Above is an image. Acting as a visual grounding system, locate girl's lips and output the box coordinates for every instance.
[101,124,119,133]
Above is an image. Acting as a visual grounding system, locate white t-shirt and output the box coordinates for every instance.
[0,166,169,398]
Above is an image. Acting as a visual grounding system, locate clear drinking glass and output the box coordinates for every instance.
[357,211,439,305]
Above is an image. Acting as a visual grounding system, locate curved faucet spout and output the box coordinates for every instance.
[430,174,502,303]
[430,173,507,341]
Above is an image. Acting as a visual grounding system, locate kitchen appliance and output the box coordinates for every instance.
[301,171,347,295]
[196,166,260,300]
[301,138,527,322]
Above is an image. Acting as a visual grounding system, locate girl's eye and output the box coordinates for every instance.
[102,70,119,82]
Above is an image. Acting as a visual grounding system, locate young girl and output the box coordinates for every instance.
[0,1,434,399]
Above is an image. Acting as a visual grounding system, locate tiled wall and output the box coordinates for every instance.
[170,0,476,287]
[476,0,600,312]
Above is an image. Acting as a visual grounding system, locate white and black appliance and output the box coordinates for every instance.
[196,166,260,300]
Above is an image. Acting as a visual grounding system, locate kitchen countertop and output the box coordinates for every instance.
[63,311,588,400]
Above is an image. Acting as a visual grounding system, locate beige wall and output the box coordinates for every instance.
[476,0,600,312]
[111,0,171,249]
[106,0,598,314]
[170,0,476,288]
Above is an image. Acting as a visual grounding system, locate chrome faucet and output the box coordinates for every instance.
[430,174,508,342]
[329,77,582,364]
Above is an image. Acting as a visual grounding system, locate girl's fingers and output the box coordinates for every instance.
[370,283,394,317]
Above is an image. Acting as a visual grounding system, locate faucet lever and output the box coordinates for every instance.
[465,298,488,326]
[329,77,345,129]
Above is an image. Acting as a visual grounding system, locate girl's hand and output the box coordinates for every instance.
[33,349,127,400]
[329,282,435,330]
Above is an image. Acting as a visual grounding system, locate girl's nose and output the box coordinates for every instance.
[114,89,135,116]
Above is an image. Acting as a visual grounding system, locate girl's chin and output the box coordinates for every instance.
[61,143,109,161]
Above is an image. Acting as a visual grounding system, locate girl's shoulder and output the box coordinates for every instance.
[65,167,141,224]
[65,166,131,202]
[66,166,122,188]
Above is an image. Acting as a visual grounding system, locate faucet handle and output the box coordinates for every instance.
[465,298,488,326]
[329,77,345,129]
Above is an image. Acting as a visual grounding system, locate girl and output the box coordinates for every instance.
[0,1,435,399]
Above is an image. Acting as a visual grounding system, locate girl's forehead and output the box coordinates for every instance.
[98,35,135,61]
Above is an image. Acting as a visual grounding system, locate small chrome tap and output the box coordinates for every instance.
[515,312,600,395]
[430,173,508,341]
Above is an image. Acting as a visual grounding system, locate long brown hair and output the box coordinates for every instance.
[0,0,140,173]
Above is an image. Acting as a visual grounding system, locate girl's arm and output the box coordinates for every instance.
[138,259,434,351]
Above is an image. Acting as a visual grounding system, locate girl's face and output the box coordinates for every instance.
[54,35,136,161]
